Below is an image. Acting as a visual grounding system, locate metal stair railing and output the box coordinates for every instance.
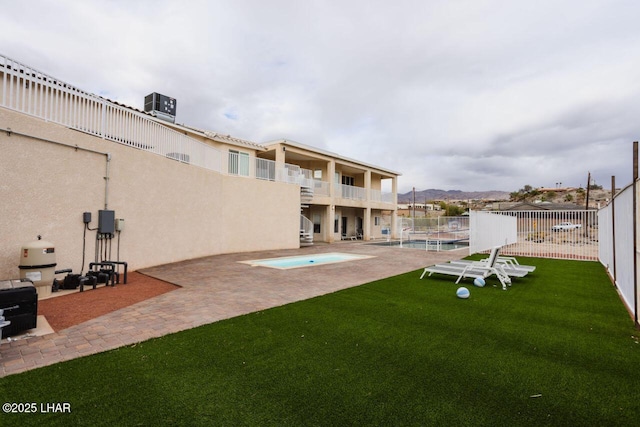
[300,215,314,246]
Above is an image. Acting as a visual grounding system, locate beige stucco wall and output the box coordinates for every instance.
[0,108,300,279]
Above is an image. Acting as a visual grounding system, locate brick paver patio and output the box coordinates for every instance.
[0,242,467,377]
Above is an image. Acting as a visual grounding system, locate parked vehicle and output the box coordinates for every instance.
[551,222,582,231]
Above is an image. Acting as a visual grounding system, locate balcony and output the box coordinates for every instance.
[336,183,367,201]
[0,53,397,209]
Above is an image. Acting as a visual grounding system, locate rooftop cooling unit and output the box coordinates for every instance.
[144,92,176,123]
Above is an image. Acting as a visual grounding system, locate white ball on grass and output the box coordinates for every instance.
[456,287,470,299]
[473,277,486,287]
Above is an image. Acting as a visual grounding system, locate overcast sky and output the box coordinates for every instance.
[2,0,639,193]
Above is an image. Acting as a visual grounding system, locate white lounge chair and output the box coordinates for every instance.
[447,255,535,276]
[420,246,513,290]
[495,256,536,272]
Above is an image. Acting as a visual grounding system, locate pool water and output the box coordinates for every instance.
[240,252,375,269]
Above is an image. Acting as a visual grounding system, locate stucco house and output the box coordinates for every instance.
[498,202,593,211]
[0,54,399,281]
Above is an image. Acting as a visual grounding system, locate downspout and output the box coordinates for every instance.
[104,153,111,210]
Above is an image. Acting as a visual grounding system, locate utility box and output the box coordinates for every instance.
[98,210,115,234]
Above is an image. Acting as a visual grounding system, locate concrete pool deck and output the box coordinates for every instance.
[0,242,468,377]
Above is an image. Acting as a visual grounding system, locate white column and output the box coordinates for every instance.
[327,205,335,243]
[275,143,286,182]
[391,177,398,239]
[364,207,371,241]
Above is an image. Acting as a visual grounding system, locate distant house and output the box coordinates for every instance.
[498,202,595,211]
[397,203,440,211]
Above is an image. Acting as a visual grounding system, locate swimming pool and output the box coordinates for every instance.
[368,240,468,251]
[239,252,375,270]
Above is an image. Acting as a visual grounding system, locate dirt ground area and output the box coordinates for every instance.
[37,272,179,331]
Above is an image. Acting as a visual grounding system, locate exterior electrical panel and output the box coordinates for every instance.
[98,210,115,234]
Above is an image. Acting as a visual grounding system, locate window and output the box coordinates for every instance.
[334,217,339,233]
[314,169,323,179]
[228,150,249,176]
[313,214,321,234]
[339,175,356,198]
[375,216,380,226]
[342,175,355,186]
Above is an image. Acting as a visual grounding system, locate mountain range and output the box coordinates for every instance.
[397,189,510,203]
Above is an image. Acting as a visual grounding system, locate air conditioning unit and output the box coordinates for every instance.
[144,92,176,123]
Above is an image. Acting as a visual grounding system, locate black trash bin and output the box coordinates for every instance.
[0,279,38,337]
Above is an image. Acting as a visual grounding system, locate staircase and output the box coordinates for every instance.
[300,185,314,203]
[300,184,314,246]
[299,228,313,246]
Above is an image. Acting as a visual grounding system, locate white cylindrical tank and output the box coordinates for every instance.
[19,236,57,298]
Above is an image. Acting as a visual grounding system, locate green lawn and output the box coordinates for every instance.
[1,257,639,426]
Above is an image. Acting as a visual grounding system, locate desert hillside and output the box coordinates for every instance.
[398,189,509,203]
[398,187,615,208]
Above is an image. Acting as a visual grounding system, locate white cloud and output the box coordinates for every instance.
[2,0,640,192]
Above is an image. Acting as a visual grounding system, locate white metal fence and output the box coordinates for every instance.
[397,216,470,247]
[470,209,597,260]
[392,210,598,260]
[469,211,517,254]
[598,183,636,317]
[481,210,599,260]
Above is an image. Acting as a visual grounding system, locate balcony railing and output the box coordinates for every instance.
[256,157,276,181]
[0,54,311,186]
[335,183,367,201]
[0,54,396,206]
[312,180,331,197]
[370,189,395,204]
